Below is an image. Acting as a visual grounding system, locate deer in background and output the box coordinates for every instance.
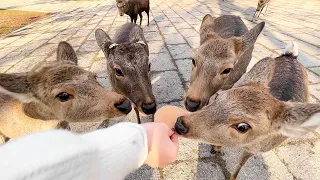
[175,42,320,180]
[0,42,132,143]
[252,0,271,21]
[185,14,265,112]
[95,23,156,124]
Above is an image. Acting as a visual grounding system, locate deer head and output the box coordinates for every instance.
[0,42,132,122]
[95,28,156,115]
[176,84,320,151]
[185,14,265,112]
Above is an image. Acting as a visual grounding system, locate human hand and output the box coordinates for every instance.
[142,122,179,168]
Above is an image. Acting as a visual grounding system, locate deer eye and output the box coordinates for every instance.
[234,123,251,133]
[191,58,196,66]
[148,63,151,72]
[115,68,123,76]
[56,92,71,102]
[222,68,232,75]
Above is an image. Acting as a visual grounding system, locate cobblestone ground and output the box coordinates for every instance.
[1,0,320,179]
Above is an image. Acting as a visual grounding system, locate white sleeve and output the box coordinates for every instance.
[0,122,148,180]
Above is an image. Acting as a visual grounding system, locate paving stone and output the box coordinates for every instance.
[274,142,320,180]
[30,43,57,56]
[77,51,97,68]
[96,77,111,89]
[148,41,168,53]
[90,60,108,77]
[173,22,192,29]
[126,165,160,180]
[297,51,320,67]
[144,32,163,41]
[167,44,193,59]
[306,69,320,84]
[0,36,20,44]
[163,33,186,44]
[185,36,200,49]
[0,46,19,59]
[149,53,176,71]
[179,28,199,38]
[158,26,179,35]
[78,40,100,52]
[7,56,47,73]
[0,66,12,73]
[67,36,86,47]
[152,71,184,103]
[175,58,192,82]
[296,40,320,55]
[48,33,72,43]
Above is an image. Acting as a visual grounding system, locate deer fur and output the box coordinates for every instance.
[185,14,265,112]
[0,42,131,142]
[175,42,320,179]
[95,23,156,124]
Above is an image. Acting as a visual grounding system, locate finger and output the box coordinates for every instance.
[170,134,179,144]
[167,126,174,136]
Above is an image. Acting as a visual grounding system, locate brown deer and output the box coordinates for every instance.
[175,42,320,180]
[185,14,265,112]
[95,23,156,124]
[0,42,132,143]
[252,0,271,21]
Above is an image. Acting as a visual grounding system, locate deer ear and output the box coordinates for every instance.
[95,29,113,56]
[57,41,78,64]
[229,22,265,57]
[279,102,320,137]
[0,73,36,103]
[242,22,265,50]
[199,14,217,44]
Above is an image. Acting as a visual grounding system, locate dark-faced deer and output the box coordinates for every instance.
[185,14,265,112]
[95,23,156,124]
[0,42,132,143]
[176,42,320,179]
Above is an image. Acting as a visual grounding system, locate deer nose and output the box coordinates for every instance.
[175,117,189,135]
[141,102,157,114]
[115,98,132,114]
[185,97,200,112]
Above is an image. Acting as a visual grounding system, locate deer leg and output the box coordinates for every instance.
[134,107,141,124]
[257,8,264,18]
[262,4,269,15]
[146,8,150,26]
[210,145,222,154]
[97,120,110,129]
[139,13,142,26]
[252,11,258,22]
[230,151,252,180]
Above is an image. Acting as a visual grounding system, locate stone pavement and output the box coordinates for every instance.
[1,0,320,179]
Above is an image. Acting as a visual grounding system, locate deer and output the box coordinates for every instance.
[116,0,150,26]
[185,14,265,113]
[175,42,320,180]
[95,23,156,124]
[252,0,271,21]
[0,41,132,143]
